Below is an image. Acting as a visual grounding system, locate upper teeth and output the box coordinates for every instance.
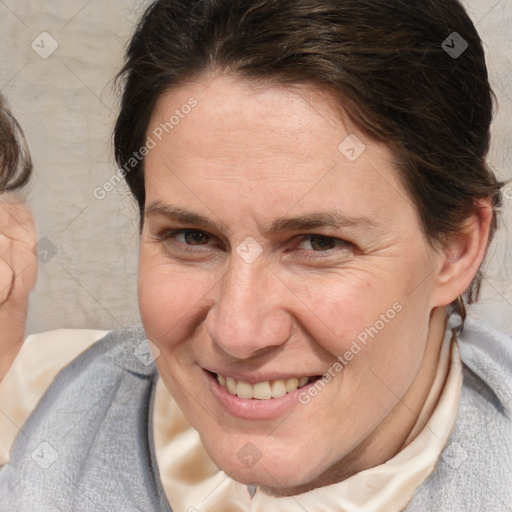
[217,374,311,400]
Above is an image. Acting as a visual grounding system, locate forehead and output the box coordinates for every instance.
[149,77,344,170]
[143,75,415,225]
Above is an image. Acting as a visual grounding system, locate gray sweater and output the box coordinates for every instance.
[0,318,511,511]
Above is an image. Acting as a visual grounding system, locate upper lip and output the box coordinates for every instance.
[203,367,321,384]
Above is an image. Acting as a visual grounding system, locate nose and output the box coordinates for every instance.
[205,257,293,360]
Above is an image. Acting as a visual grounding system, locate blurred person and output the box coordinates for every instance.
[0,96,107,468]
[0,96,37,382]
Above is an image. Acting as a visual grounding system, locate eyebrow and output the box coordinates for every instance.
[144,202,379,234]
[145,202,220,232]
[268,212,379,233]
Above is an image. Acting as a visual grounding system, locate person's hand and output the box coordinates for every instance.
[0,199,37,381]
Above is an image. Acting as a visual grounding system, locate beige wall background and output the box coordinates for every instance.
[0,0,511,336]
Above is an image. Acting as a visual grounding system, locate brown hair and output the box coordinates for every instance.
[0,95,32,193]
[114,0,504,318]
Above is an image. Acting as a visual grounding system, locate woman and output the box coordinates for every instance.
[1,0,511,510]
[0,98,106,472]
[0,96,37,382]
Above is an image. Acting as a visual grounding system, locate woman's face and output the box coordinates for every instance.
[0,198,37,380]
[138,75,449,493]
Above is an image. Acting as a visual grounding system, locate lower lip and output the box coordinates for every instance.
[206,371,317,420]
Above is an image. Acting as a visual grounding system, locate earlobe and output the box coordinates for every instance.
[432,201,493,307]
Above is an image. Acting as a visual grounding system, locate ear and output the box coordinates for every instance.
[430,200,493,308]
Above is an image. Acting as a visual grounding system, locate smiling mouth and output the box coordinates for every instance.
[213,372,320,400]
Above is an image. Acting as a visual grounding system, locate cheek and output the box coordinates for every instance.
[287,263,432,382]
[283,271,397,343]
[137,247,216,345]
[290,277,430,443]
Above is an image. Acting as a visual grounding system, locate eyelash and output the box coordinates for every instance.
[157,229,219,249]
[156,228,353,261]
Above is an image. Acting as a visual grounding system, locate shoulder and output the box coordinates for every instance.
[407,317,512,511]
[458,316,512,416]
[0,329,108,465]
[0,330,168,510]
[52,327,160,385]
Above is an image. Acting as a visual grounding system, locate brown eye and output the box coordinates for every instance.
[183,230,211,245]
[309,236,337,251]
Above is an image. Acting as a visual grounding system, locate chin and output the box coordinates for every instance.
[225,462,317,493]
[202,434,327,493]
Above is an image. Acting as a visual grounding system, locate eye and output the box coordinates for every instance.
[173,230,212,245]
[156,229,222,253]
[298,235,349,252]
[154,228,223,263]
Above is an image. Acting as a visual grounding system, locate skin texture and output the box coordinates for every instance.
[138,75,492,495]
[0,198,37,382]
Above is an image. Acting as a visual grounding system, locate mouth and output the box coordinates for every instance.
[205,369,328,420]
[209,371,321,400]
